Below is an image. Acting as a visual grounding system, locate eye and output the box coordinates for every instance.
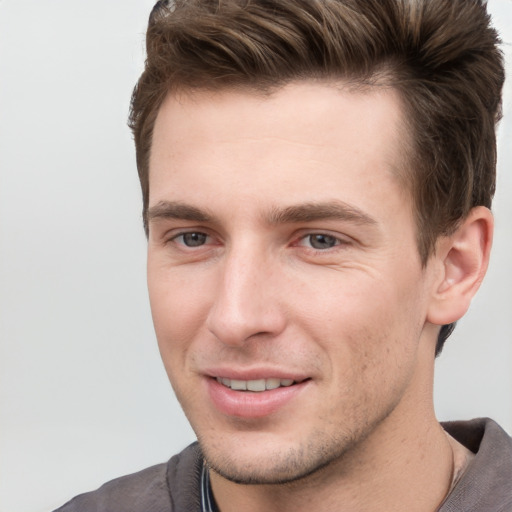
[301,233,341,250]
[174,232,209,247]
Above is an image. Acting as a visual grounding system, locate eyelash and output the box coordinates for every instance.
[167,230,348,253]
[296,233,346,251]
[169,231,213,248]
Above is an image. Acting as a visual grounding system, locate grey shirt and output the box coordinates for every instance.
[54,418,512,512]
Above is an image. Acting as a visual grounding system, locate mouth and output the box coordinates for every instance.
[207,375,311,418]
[215,377,297,392]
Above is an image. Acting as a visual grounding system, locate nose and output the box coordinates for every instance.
[206,246,286,346]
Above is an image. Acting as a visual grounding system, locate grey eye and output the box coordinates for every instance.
[181,232,208,247]
[308,234,338,250]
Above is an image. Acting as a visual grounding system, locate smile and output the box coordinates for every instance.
[215,377,296,392]
[208,376,310,418]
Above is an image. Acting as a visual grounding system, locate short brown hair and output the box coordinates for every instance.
[129,0,504,354]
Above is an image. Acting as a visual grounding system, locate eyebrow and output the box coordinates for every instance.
[147,201,214,223]
[266,201,377,226]
[146,200,377,227]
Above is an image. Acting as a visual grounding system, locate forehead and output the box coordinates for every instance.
[149,81,410,218]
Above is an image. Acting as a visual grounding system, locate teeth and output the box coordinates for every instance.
[247,379,266,392]
[216,377,297,392]
[230,379,247,391]
[265,378,280,390]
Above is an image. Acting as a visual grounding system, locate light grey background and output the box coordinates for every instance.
[0,1,510,511]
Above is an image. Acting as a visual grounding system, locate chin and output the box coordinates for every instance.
[199,430,356,486]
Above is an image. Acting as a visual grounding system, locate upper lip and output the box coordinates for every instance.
[202,367,310,382]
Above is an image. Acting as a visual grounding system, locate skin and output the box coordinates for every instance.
[147,82,492,511]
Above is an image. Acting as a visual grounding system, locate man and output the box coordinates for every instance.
[56,0,511,510]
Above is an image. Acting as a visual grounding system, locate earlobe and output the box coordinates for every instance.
[427,206,493,326]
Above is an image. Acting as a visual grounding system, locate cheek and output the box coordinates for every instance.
[344,287,425,395]
[147,263,213,364]
[301,268,425,383]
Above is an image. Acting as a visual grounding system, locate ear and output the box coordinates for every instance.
[427,206,493,326]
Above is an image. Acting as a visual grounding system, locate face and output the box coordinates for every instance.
[147,82,438,484]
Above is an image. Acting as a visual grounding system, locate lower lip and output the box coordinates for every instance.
[206,378,310,419]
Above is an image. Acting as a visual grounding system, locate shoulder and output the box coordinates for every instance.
[53,443,203,512]
[441,418,512,511]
